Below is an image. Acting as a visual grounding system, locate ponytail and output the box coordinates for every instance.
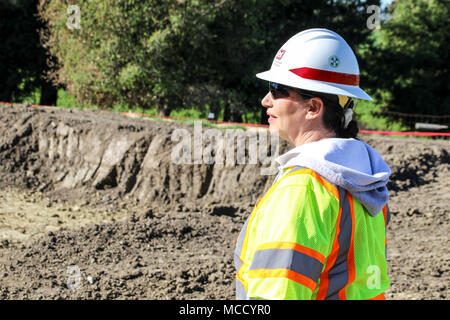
[323,100,359,139]
[337,118,359,139]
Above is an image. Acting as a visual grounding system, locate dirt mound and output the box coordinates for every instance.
[367,138,450,192]
[0,105,276,209]
[0,104,449,300]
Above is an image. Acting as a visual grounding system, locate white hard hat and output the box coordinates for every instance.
[256,28,373,101]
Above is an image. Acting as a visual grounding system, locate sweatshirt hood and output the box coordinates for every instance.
[275,138,391,217]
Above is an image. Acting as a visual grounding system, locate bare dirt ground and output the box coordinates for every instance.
[0,104,448,300]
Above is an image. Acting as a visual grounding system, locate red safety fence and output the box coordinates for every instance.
[2,101,450,137]
[358,130,450,137]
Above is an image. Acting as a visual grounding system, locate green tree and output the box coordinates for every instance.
[204,0,381,122]
[39,0,218,114]
[359,0,450,125]
[0,0,57,105]
[39,0,380,120]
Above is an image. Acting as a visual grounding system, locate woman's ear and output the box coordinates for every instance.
[305,97,324,120]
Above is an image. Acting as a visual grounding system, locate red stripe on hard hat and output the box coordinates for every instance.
[289,67,360,86]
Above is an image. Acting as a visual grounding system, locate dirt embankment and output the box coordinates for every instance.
[0,105,275,209]
[0,104,448,300]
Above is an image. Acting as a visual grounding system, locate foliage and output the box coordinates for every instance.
[38,0,218,114]
[38,0,380,121]
[358,0,450,122]
[0,0,53,103]
[9,0,450,131]
[356,99,407,131]
[57,88,78,108]
[205,0,381,122]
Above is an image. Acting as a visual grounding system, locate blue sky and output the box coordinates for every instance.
[380,0,394,10]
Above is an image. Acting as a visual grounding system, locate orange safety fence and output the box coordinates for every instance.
[1,101,450,137]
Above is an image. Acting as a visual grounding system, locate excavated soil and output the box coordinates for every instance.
[0,104,448,300]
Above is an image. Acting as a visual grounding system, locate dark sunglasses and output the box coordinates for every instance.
[268,82,354,109]
[269,82,315,100]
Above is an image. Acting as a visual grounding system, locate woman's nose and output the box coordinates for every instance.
[261,92,273,108]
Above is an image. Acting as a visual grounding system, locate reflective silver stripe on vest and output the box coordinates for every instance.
[234,214,250,272]
[235,213,251,300]
[324,186,353,300]
[249,248,324,283]
[236,278,247,300]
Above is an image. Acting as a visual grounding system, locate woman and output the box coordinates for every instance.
[234,29,391,300]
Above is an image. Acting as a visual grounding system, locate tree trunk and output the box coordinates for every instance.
[230,109,243,123]
[40,81,57,106]
[157,98,172,116]
[261,107,269,125]
[158,105,171,116]
[223,103,230,122]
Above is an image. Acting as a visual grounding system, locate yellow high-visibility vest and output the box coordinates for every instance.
[235,166,390,300]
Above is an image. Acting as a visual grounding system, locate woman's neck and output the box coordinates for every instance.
[293,128,336,147]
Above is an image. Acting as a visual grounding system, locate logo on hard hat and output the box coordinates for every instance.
[329,55,340,68]
[276,49,286,60]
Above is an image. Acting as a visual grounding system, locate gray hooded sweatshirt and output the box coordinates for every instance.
[274,138,391,217]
